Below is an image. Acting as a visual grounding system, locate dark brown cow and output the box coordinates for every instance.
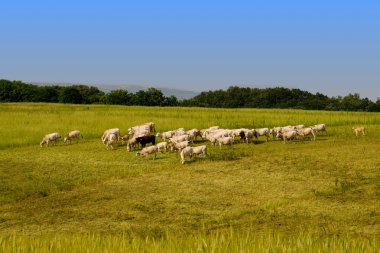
[136,135,156,148]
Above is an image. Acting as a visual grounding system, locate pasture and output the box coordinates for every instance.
[0,103,379,252]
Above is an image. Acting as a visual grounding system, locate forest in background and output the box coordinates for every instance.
[1,79,379,111]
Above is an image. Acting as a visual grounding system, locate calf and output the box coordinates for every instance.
[352,126,365,136]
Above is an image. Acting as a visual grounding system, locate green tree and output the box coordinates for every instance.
[59,87,83,104]
[104,89,131,105]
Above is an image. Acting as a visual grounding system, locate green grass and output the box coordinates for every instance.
[0,103,379,252]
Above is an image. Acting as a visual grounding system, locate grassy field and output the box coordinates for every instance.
[0,103,379,252]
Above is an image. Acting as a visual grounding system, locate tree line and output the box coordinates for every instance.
[182,86,380,112]
[0,79,178,106]
[1,79,379,111]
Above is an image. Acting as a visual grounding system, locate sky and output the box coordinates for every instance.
[1,0,379,100]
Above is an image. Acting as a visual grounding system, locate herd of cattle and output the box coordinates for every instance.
[40,124,367,164]
[39,122,357,164]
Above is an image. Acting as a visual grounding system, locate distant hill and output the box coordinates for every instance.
[30,82,199,100]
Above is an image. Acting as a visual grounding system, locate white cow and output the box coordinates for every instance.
[64,130,82,144]
[156,131,175,141]
[180,146,193,164]
[40,132,61,147]
[217,136,234,148]
[156,142,168,152]
[192,145,207,156]
[297,127,315,141]
[169,134,189,144]
[253,128,270,142]
[136,145,158,160]
[129,125,150,138]
[169,140,190,152]
[102,128,120,144]
[174,128,186,136]
[106,133,117,149]
[270,127,282,139]
[186,129,201,140]
[127,137,138,152]
[277,130,297,143]
[311,124,326,134]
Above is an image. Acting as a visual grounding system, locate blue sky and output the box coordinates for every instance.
[1,0,379,100]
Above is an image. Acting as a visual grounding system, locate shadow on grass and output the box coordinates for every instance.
[252,140,266,145]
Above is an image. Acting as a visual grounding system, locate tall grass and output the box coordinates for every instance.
[1,230,379,253]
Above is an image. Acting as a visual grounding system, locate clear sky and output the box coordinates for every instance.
[1,0,379,100]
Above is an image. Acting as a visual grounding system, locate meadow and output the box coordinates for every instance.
[0,103,379,252]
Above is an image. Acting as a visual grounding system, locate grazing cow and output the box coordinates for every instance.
[270,127,282,139]
[311,124,327,135]
[192,145,207,156]
[135,135,156,148]
[297,127,315,141]
[136,145,158,160]
[239,129,254,143]
[277,130,297,143]
[156,142,168,152]
[156,131,175,141]
[169,140,190,152]
[129,125,150,138]
[169,134,189,144]
[64,130,82,144]
[106,133,117,149]
[232,129,246,142]
[180,146,193,164]
[40,132,61,147]
[253,128,270,142]
[102,128,120,144]
[352,126,365,136]
[186,129,201,140]
[174,128,186,136]
[128,122,155,137]
[217,136,234,148]
[127,138,138,152]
